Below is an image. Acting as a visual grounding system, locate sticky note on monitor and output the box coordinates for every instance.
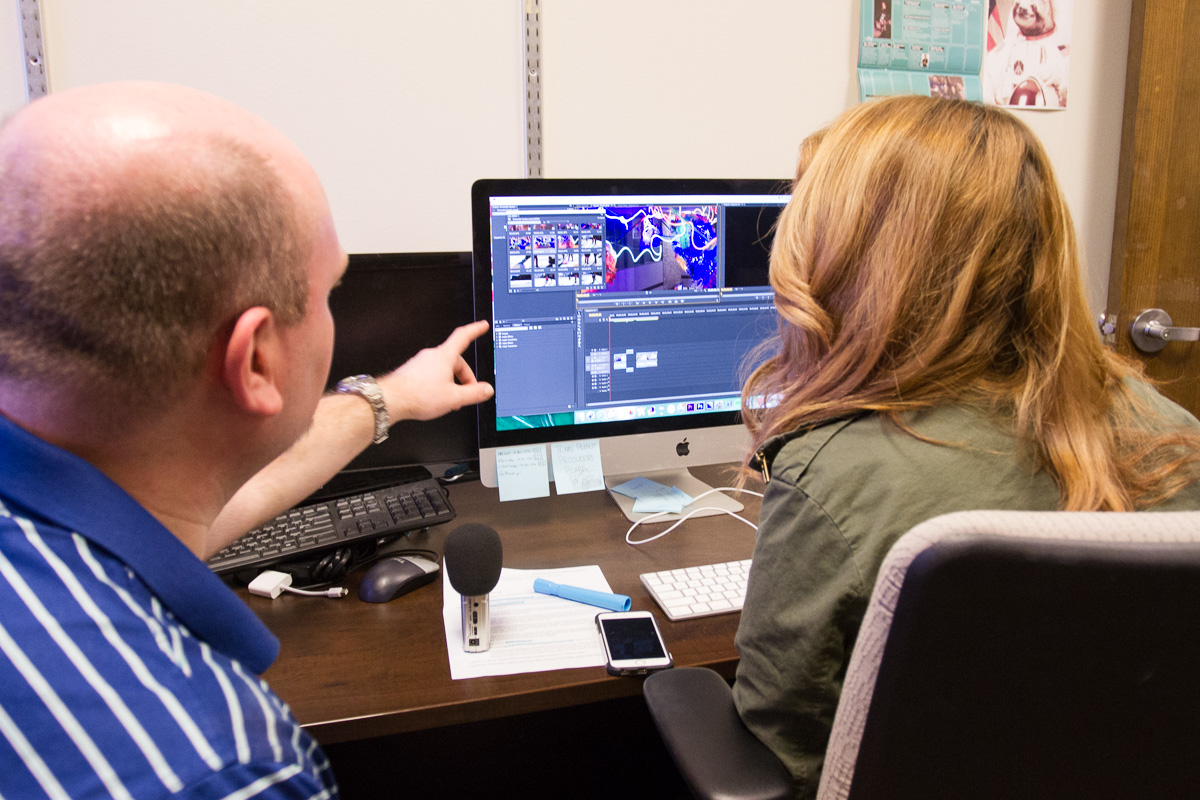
[495,444,551,502]
[550,439,605,495]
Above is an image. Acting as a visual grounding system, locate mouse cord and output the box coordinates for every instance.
[281,586,349,598]
[625,487,764,546]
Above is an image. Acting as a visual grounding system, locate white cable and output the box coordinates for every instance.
[282,586,348,598]
[248,570,346,599]
[625,486,764,546]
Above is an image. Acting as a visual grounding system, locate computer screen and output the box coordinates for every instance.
[471,179,788,511]
[326,252,478,474]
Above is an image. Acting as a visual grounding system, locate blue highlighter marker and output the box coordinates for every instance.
[533,579,631,612]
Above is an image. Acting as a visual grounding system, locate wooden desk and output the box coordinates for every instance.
[251,463,761,746]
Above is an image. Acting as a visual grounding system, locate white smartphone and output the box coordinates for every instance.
[596,610,674,676]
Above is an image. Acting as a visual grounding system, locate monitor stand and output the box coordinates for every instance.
[604,468,744,524]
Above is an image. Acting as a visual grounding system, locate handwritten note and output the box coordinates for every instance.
[550,439,605,495]
[495,444,550,502]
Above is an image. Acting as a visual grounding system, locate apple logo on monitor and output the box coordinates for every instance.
[676,438,690,457]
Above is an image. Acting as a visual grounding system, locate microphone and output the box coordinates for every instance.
[443,523,503,652]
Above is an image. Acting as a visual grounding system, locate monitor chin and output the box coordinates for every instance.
[479,424,749,522]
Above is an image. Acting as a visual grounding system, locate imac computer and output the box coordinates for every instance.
[471,179,789,519]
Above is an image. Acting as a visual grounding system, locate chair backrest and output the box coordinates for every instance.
[818,509,1200,800]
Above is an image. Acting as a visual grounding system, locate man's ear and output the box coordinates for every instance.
[222,307,284,417]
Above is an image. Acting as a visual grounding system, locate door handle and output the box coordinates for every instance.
[1130,308,1200,353]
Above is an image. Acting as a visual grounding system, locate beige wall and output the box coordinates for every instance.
[0,0,1132,313]
[542,0,1132,316]
[1,6,28,115]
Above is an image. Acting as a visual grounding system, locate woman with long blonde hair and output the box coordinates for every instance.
[732,95,1200,797]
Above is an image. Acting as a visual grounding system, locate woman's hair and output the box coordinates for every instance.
[742,95,1200,511]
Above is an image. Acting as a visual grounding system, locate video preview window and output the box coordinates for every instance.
[505,204,723,294]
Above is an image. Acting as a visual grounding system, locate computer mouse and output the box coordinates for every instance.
[358,556,441,603]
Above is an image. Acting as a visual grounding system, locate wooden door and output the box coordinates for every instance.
[1108,0,1200,417]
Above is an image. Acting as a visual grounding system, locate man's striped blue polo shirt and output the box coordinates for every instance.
[0,413,338,799]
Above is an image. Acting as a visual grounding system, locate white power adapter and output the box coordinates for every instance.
[248,570,293,599]
[248,569,348,599]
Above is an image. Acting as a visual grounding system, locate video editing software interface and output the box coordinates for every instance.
[483,187,788,435]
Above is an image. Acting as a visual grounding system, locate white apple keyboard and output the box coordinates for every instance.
[640,559,751,621]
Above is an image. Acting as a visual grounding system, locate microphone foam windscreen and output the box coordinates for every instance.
[443,523,503,596]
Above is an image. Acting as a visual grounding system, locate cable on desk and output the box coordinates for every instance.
[249,570,348,599]
[625,487,764,546]
[283,585,349,598]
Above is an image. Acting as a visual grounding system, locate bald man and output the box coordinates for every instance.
[0,82,492,798]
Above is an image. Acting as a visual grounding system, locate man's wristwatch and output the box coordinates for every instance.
[335,375,390,444]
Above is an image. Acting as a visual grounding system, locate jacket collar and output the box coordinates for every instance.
[751,414,864,483]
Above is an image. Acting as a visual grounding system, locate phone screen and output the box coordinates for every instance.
[601,616,667,660]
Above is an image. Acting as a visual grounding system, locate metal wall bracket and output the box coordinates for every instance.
[523,0,542,178]
[1097,313,1117,348]
[19,0,48,100]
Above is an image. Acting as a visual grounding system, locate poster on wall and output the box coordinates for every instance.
[857,0,986,102]
[857,0,1072,110]
[984,0,1073,108]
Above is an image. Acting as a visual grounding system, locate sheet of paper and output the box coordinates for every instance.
[495,443,550,502]
[610,476,694,512]
[610,475,665,498]
[550,439,605,494]
[442,564,610,680]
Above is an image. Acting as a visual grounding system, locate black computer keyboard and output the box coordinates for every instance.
[206,477,454,576]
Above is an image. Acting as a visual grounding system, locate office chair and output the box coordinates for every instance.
[643,509,1200,800]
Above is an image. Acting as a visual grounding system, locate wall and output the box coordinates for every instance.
[541,0,1133,315]
[21,1,528,253]
[0,0,1132,312]
[1,4,27,114]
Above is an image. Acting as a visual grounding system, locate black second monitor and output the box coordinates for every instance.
[326,251,478,473]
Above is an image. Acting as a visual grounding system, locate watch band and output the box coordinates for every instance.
[335,374,390,444]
